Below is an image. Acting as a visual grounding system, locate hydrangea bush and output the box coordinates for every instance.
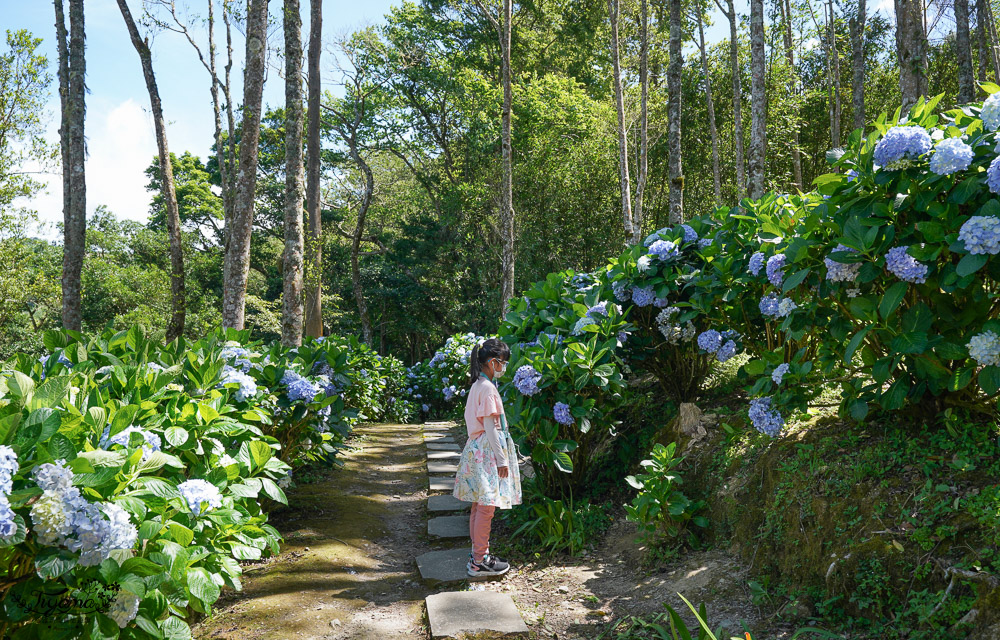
[403,333,485,420]
[0,326,393,638]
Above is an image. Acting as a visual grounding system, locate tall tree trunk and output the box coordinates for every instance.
[499,0,515,314]
[304,0,323,338]
[716,0,747,200]
[978,0,991,87]
[608,0,634,239]
[349,146,374,345]
[895,0,928,111]
[221,0,268,330]
[849,0,867,129]
[223,0,237,246]
[207,0,231,243]
[58,0,86,332]
[779,0,802,189]
[982,0,1000,82]
[116,0,185,341]
[749,0,766,199]
[54,0,71,323]
[695,9,721,206]
[634,0,650,241]
[956,0,975,102]
[828,0,842,147]
[667,0,684,222]
[281,0,305,347]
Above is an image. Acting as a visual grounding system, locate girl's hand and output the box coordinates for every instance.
[498,466,509,478]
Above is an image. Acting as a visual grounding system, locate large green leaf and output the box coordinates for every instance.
[879,282,909,319]
[891,331,929,354]
[186,567,221,605]
[956,253,988,277]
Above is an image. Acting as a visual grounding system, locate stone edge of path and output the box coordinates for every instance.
[426,591,529,639]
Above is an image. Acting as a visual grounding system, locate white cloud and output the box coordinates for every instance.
[31,98,158,233]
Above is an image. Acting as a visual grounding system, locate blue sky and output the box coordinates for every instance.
[3,0,901,234]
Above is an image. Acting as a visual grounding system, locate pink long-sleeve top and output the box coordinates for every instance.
[463,377,509,467]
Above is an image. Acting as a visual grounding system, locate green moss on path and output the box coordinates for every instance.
[194,423,434,640]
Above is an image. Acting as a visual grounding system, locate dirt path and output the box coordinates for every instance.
[194,423,433,640]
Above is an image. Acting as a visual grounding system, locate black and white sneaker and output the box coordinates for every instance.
[467,554,510,577]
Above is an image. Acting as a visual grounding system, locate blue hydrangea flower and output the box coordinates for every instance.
[772,363,790,385]
[586,302,609,318]
[108,591,141,629]
[777,298,798,317]
[929,137,974,175]
[443,385,457,402]
[873,126,933,170]
[680,224,698,243]
[32,460,74,492]
[553,402,574,426]
[748,397,784,437]
[0,495,16,541]
[653,296,670,308]
[716,340,738,363]
[959,216,1000,255]
[618,330,629,343]
[219,346,253,373]
[571,316,597,335]
[643,227,669,246]
[885,246,928,284]
[697,330,723,354]
[766,254,786,287]
[177,479,223,516]
[981,92,1000,131]
[968,330,1000,366]
[219,366,258,402]
[988,156,1000,194]
[146,362,164,372]
[104,426,162,462]
[287,378,320,403]
[824,244,861,282]
[697,238,713,250]
[0,445,17,495]
[759,294,780,317]
[748,252,766,276]
[648,239,680,261]
[612,281,631,302]
[846,169,858,182]
[421,404,430,413]
[637,255,653,273]
[513,365,542,396]
[631,286,656,307]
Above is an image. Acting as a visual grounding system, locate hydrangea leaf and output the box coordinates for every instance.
[957,253,988,277]
[979,366,1000,395]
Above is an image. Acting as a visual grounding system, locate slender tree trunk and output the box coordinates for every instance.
[608,0,634,239]
[117,0,185,340]
[979,0,991,87]
[54,0,72,323]
[59,0,87,332]
[779,0,802,189]
[634,0,650,241]
[695,10,721,205]
[749,0,766,199]
[849,0,867,130]
[222,0,268,330]
[207,0,230,243]
[956,0,975,102]
[717,0,747,200]
[304,0,323,338]
[350,145,374,345]
[982,0,1000,82]
[895,0,928,111]
[223,0,237,245]
[281,0,305,346]
[499,0,515,313]
[828,0,842,147]
[667,0,684,222]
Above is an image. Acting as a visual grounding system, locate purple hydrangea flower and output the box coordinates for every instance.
[759,294,781,317]
[653,296,670,308]
[959,216,1000,255]
[631,286,656,307]
[772,363,790,385]
[988,156,1000,194]
[716,341,738,363]
[929,138,974,175]
[748,397,784,437]
[873,126,933,170]
[177,479,223,516]
[885,246,928,284]
[680,225,698,243]
[586,302,609,318]
[748,252,766,276]
[766,254,786,287]
[612,280,631,302]
[553,402,574,426]
[697,330,723,354]
[824,244,861,282]
[697,238,713,250]
[0,446,17,495]
[648,239,680,261]
[287,378,320,403]
[513,365,542,396]
[846,169,858,182]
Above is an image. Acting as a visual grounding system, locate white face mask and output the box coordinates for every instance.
[491,359,507,379]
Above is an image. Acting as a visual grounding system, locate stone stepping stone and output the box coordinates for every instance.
[429,476,455,491]
[424,433,455,442]
[427,451,461,461]
[428,461,459,474]
[415,548,475,585]
[428,515,468,538]
[426,442,460,451]
[428,495,470,512]
[423,423,453,431]
[426,592,529,639]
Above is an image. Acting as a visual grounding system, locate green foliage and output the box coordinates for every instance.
[625,443,708,544]
[507,494,614,556]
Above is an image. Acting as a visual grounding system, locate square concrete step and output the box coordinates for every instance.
[424,433,455,443]
[428,461,459,474]
[426,442,461,451]
[428,450,461,461]
[415,548,477,585]
[426,591,529,639]
[423,423,453,431]
[428,515,469,538]
[428,495,470,512]
[429,476,455,491]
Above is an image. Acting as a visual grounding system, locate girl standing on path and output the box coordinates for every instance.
[453,338,522,577]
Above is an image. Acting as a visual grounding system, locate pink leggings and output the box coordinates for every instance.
[469,502,496,563]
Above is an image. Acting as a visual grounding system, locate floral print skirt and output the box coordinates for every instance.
[453,431,522,509]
